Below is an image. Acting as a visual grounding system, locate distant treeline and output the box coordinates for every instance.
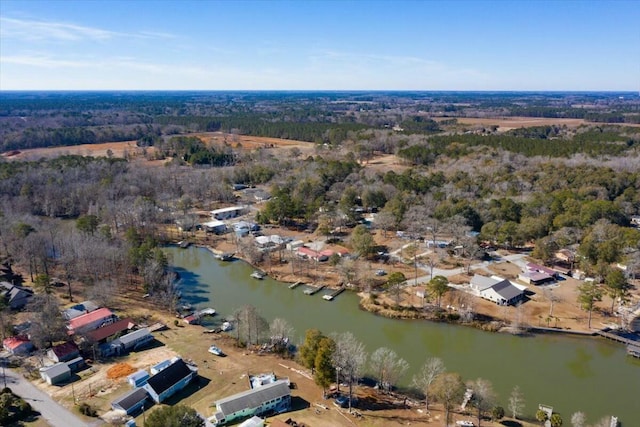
[154,115,369,144]
[507,106,640,123]
[0,125,160,151]
[398,128,640,162]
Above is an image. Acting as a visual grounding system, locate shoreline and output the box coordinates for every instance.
[187,242,618,343]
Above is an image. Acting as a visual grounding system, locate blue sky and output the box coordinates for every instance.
[1,0,639,91]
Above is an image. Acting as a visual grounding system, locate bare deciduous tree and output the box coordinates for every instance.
[27,295,68,349]
[269,317,295,352]
[570,411,586,427]
[509,385,526,420]
[332,332,367,412]
[412,357,446,411]
[369,347,409,392]
[467,378,496,427]
[432,372,465,427]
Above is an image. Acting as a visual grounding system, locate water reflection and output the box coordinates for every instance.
[166,246,640,424]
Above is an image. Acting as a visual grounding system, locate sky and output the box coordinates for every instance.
[1,0,639,91]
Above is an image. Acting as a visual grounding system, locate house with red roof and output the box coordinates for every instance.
[3,336,34,355]
[84,318,135,343]
[68,307,117,335]
[47,341,80,363]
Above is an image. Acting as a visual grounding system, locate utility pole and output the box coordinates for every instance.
[1,358,6,388]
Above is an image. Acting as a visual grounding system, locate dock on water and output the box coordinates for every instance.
[322,286,346,301]
[595,329,640,346]
[289,281,303,289]
[627,344,640,358]
[303,284,326,295]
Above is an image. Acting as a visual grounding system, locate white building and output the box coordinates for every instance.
[211,206,247,220]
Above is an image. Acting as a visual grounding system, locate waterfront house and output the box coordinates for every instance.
[211,379,291,425]
[211,206,246,220]
[111,387,149,415]
[47,341,80,363]
[470,274,525,306]
[2,335,33,355]
[203,220,227,234]
[143,358,196,403]
[40,363,71,385]
[68,307,117,335]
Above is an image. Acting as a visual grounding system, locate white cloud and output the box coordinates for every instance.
[0,16,176,42]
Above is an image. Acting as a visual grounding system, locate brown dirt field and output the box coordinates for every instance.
[2,140,156,161]
[452,117,587,131]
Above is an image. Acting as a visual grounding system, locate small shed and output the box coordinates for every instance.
[128,370,150,387]
[65,356,86,373]
[40,363,71,385]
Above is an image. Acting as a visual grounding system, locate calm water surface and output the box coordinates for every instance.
[167,246,639,424]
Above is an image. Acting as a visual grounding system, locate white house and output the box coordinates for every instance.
[211,380,291,426]
[203,220,227,234]
[470,274,525,306]
[211,206,246,220]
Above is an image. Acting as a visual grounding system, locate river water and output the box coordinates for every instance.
[167,246,639,424]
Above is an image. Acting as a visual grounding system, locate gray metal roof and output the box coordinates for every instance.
[492,280,523,301]
[216,380,290,417]
[119,328,151,346]
[40,362,70,377]
[470,274,498,291]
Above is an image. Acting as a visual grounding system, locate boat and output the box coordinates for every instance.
[178,240,191,249]
[322,294,334,301]
[215,252,235,261]
[198,308,216,316]
[250,270,266,280]
[208,345,226,357]
[221,321,233,332]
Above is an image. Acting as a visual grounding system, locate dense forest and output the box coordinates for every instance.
[1,91,639,151]
[1,91,640,312]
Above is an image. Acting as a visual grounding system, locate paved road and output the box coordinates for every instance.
[2,367,95,427]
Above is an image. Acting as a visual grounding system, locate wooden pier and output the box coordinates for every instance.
[323,286,346,301]
[595,329,640,346]
[627,344,640,358]
[303,284,326,295]
[289,281,303,289]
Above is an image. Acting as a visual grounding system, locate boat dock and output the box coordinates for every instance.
[304,284,326,295]
[322,286,345,301]
[289,281,303,289]
[595,329,640,346]
[627,344,640,358]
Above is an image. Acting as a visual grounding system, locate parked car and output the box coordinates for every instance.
[375,269,387,276]
[334,395,357,408]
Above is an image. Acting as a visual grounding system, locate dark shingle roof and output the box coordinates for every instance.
[492,280,523,301]
[112,387,149,412]
[145,359,192,395]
